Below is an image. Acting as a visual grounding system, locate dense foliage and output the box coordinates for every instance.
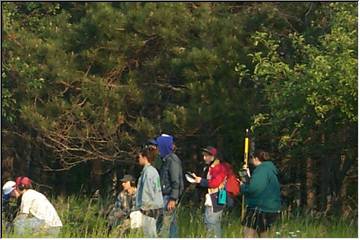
[2,2,357,215]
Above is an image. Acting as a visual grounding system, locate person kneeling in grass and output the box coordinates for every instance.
[11,176,63,237]
[107,174,137,236]
[240,149,281,238]
[135,145,164,237]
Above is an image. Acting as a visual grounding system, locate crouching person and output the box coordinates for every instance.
[135,146,164,237]
[12,177,63,237]
[107,174,137,236]
[2,181,21,234]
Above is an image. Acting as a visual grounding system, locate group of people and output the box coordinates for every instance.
[106,133,281,238]
[2,176,62,237]
[107,133,183,237]
[2,133,281,238]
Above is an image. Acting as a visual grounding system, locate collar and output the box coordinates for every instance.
[209,159,220,168]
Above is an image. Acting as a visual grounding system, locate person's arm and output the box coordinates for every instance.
[19,194,31,215]
[14,197,30,222]
[141,170,157,210]
[169,159,181,200]
[241,168,268,195]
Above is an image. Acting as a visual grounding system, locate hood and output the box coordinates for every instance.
[156,134,174,158]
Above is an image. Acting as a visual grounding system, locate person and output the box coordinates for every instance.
[2,180,21,234]
[193,146,227,238]
[135,146,164,237]
[240,149,281,238]
[11,176,63,237]
[107,174,137,236]
[156,134,184,237]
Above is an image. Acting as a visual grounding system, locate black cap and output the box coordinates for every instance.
[147,138,158,146]
[120,174,135,182]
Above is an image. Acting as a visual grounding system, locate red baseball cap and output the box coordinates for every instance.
[15,176,32,188]
[201,146,217,156]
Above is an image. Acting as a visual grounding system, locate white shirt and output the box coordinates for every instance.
[20,189,63,227]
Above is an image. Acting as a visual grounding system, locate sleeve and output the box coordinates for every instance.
[116,192,128,216]
[19,195,30,214]
[169,159,181,200]
[142,170,157,209]
[115,193,121,208]
[199,178,209,188]
[241,167,268,196]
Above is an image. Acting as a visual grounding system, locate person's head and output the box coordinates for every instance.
[147,138,158,149]
[138,146,156,166]
[145,138,159,156]
[250,149,270,166]
[120,175,136,191]
[15,176,32,194]
[201,146,217,165]
[156,134,174,158]
[2,180,20,199]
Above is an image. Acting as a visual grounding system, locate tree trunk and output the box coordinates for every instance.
[319,133,330,211]
[90,159,102,194]
[306,156,316,209]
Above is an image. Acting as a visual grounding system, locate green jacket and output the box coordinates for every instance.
[241,161,281,213]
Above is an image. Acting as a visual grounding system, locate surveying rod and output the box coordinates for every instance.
[241,128,250,220]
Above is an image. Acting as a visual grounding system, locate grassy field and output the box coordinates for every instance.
[2,195,357,238]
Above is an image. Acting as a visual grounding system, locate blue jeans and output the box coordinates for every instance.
[158,195,178,238]
[204,206,223,238]
[142,214,157,237]
[14,217,61,237]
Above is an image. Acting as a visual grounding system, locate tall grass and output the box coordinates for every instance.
[2,195,357,238]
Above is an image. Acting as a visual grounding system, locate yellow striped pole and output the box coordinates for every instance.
[241,129,250,220]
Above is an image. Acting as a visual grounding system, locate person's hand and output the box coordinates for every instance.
[167,199,176,211]
[246,168,250,177]
[194,176,202,183]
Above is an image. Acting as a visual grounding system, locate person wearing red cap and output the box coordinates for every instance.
[11,176,63,237]
[193,146,227,238]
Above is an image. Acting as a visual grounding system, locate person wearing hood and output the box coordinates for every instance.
[156,134,184,238]
[240,149,281,238]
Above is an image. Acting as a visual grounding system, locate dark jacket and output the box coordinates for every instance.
[160,152,184,200]
[241,161,281,213]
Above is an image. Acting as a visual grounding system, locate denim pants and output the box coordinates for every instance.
[204,206,223,238]
[158,195,178,238]
[14,217,61,237]
[141,214,157,238]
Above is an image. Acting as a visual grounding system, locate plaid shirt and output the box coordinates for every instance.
[114,188,136,217]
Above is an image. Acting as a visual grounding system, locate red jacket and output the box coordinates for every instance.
[199,159,227,191]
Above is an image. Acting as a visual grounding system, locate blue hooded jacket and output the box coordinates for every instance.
[156,134,184,200]
[156,134,173,158]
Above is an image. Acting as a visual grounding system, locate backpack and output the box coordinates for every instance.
[222,162,241,198]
